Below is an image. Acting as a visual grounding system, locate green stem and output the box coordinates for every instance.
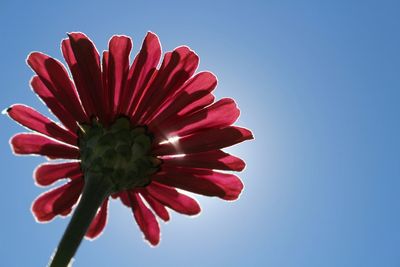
[48,174,113,267]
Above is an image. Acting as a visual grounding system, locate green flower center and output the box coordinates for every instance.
[78,117,160,193]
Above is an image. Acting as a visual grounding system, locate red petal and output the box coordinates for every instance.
[154,126,253,156]
[134,46,199,124]
[7,104,77,146]
[155,98,240,138]
[62,33,104,120]
[86,198,109,239]
[27,52,88,125]
[11,133,79,159]
[117,191,131,207]
[128,192,160,246]
[125,32,161,117]
[101,50,111,124]
[34,161,82,186]
[147,71,217,126]
[118,190,170,222]
[32,178,84,222]
[145,182,201,215]
[153,166,244,201]
[139,190,170,221]
[30,76,80,132]
[107,36,132,117]
[161,150,245,171]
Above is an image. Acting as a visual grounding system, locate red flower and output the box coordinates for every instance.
[7,32,253,246]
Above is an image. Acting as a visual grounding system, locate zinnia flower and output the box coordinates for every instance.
[6,32,253,266]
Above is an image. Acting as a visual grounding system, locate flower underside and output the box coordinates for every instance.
[6,31,254,266]
[79,117,160,193]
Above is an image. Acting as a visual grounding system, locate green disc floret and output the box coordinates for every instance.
[78,117,160,193]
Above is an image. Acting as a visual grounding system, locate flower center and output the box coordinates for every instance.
[78,117,160,193]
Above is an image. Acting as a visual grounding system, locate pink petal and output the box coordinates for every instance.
[145,182,201,215]
[107,35,132,117]
[124,32,161,118]
[139,190,170,221]
[7,104,77,146]
[27,52,88,125]
[117,191,131,207]
[32,178,84,222]
[11,133,79,159]
[155,98,240,138]
[30,76,80,132]
[62,33,104,121]
[128,192,160,246]
[34,161,82,186]
[86,198,109,240]
[101,50,111,124]
[118,189,169,221]
[147,71,217,126]
[152,166,244,201]
[133,46,199,124]
[161,150,245,171]
[154,126,253,156]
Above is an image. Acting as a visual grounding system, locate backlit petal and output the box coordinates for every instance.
[154,126,253,156]
[7,104,77,145]
[125,32,161,117]
[27,52,88,125]
[153,166,244,201]
[86,198,109,240]
[34,162,82,186]
[32,178,83,222]
[11,133,79,159]
[128,192,160,246]
[161,150,245,171]
[146,182,201,215]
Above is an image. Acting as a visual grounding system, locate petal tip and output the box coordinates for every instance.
[147,237,161,247]
[189,204,202,216]
[239,127,254,141]
[84,231,104,241]
[236,160,246,172]
[146,31,159,40]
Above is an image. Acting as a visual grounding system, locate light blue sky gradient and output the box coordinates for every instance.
[1,1,399,266]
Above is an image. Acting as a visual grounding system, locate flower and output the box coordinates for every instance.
[6,32,253,247]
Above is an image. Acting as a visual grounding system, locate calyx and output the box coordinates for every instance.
[78,117,160,193]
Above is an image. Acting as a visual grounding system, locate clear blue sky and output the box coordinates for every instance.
[1,1,399,266]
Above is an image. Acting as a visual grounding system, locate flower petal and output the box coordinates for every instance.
[27,52,88,126]
[101,50,111,124]
[133,46,199,124]
[145,182,201,215]
[154,126,253,156]
[7,104,77,146]
[155,98,240,138]
[107,35,132,118]
[11,133,79,159]
[127,192,160,246]
[86,198,109,240]
[147,71,217,126]
[30,76,80,132]
[119,189,170,221]
[32,178,84,222]
[34,161,82,186]
[139,190,170,221]
[117,191,131,207]
[125,32,161,117]
[152,166,244,201]
[161,150,245,171]
[62,33,104,120]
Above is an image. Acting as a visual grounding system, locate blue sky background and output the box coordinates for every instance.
[1,1,399,266]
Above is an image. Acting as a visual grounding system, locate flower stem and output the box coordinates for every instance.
[48,174,113,267]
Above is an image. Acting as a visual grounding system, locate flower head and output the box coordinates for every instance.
[7,32,253,246]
